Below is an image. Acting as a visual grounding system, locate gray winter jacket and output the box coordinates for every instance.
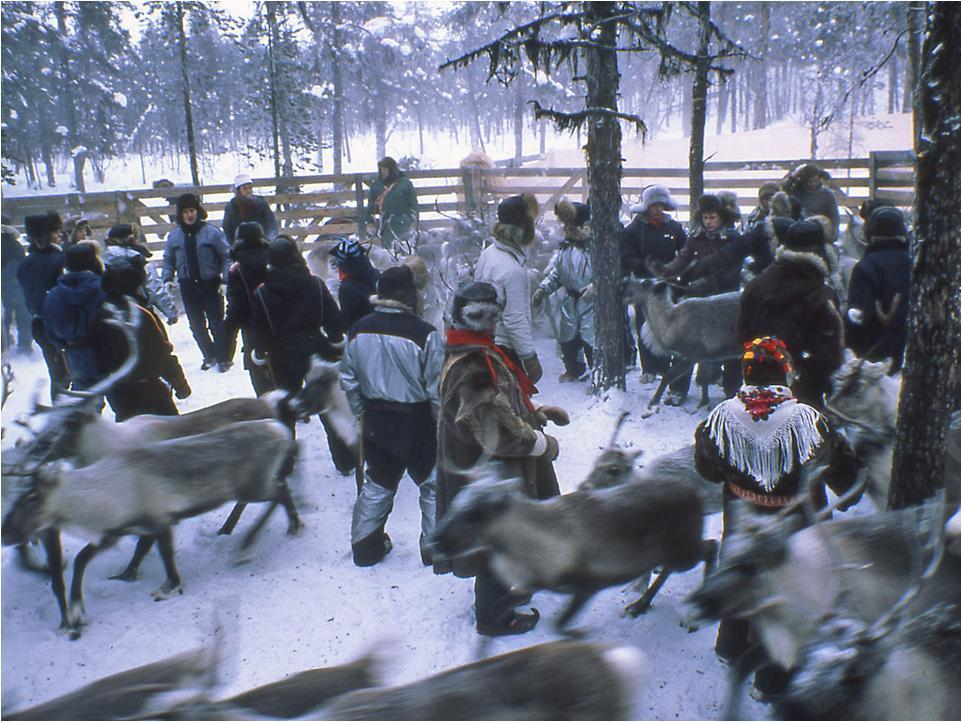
[538,240,594,345]
[474,239,535,358]
[103,245,178,322]
[340,301,444,418]
[161,222,231,284]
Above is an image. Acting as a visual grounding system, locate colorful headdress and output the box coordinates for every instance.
[741,336,794,385]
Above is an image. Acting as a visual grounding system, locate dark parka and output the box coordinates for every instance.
[366,173,419,248]
[434,341,561,578]
[222,195,279,244]
[17,243,65,317]
[693,215,793,279]
[250,264,343,392]
[737,249,845,406]
[41,270,105,389]
[336,254,379,332]
[225,240,271,393]
[661,227,743,297]
[620,215,687,277]
[845,238,911,371]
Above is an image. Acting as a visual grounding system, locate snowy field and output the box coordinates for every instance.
[0,316,768,720]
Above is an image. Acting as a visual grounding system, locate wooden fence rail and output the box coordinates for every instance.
[1,151,915,254]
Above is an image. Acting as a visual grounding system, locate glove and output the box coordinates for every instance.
[543,434,560,461]
[537,405,570,427]
[531,288,547,309]
[522,353,543,384]
[175,382,192,400]
[251,349,269,367]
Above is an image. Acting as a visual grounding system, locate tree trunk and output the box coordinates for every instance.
[175,2,200,187]
[42,143,56,187]
[752,1,770,129]
[54,2,86,192]
[513,58,525,162]
[467,68,485,150]
[374,80,387,162]
[888,54,899,114]
[688,1,711,206]
[583,1,625,391]
[716,78,729,135]
[265,4,282,181]
[905,0,924,152]
[330,1,344,176]
[889,1,961,509]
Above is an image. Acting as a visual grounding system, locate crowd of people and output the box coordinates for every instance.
[0,160,913,652]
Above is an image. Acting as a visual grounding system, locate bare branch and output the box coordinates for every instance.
[530,101,647,137]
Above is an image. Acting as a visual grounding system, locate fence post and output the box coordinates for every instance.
[461,166,483,218]
[354,174,367,241]
[868,151,879,200]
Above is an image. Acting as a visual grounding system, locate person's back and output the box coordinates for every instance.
[330,239,378,333]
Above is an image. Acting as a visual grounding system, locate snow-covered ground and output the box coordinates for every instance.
[0,317,768,720]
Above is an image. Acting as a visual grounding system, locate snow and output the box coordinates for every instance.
[113,92,128,109]
[1,320,768,719]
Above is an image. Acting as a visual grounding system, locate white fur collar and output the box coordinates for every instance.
[775,247,830,278]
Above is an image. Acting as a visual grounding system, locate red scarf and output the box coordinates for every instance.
[445,328,538,412]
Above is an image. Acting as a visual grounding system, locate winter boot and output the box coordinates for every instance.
[418,474,437,566]
[351,476,396,567]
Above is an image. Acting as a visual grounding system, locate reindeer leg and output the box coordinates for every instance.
[278,485,302,536]
[41,529,69,632]
[110,536,154,582]
[152,529,183,600]
[554,589,597,635]
[238,500,281,554]
[69,535,120,639]
[217,503,247,536]
[701,539,719,577]
[724,644,768,720]
[16,540,51,575]
[698,380,711,409]
[625,569,673,616]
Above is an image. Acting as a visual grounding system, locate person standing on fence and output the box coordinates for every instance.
[474,193,544,384]
[162,193,232,372]
[16,213,68,399]
[366,156,419,251]
[222,173,279,245]
[2,220,33,354]
[532,200,594,383]
[784,163,840,241]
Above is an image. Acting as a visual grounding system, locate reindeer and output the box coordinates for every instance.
[434,449,717,633]
[623,277,741,409]
[688,496,960,718]
[323,641,647,721]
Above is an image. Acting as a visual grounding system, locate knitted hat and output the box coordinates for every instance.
[107,223,135,241]
[65,241,103,274]
[176,193,207,221]
[452,281,502,332]
[331,238,364,264]
[377,265,418,311]
[268,236,304,267]
[24,213,51,239]
[554,199,589,228]
[740,336,795,386]
[758,182,781,202]
[866,206,908,241]
[233,173,253,189]
[235,221,265,246]
[784,220,825,250]
[698,194,740,226]
[630,184,677,214]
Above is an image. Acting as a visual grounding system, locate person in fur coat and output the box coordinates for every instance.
[694,336,860,698]
[532,199,594,382]
[474,193,544,383]
[434,281,567,636]
[736,220,845,407]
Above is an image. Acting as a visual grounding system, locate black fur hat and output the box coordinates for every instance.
[65,242,103,274]
[377,265,418,312]
[554,199,589,227]
[785,220,825,250]
[452,281,502,332]
[235,221,265,246]
[175,193,207,222]
[24,213,51,239]
[107,223,134,241]
[101,260,147,301]
[866,206,908,241]
[46,210,63,232]
[697,194,740,226]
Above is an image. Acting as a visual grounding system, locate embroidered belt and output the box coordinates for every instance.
[727,481,795,509]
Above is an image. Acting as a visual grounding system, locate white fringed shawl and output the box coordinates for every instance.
[706,385,824,491]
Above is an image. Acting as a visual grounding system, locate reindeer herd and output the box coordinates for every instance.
[1,221,959,720]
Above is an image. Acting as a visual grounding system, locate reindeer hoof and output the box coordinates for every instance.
[559,626,587,639]
[109,569,138,583]
[286,520,304,537]
[640,406,659,419]
[152,583,182,601]
[69,627,83,641]
[625,599,652,617]
[680,617,701,633]
[216,525,233,536]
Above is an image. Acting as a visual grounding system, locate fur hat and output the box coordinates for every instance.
[24,213,51,239]
[101,260,147,301]
[65,241,103,274]
[698,194,740,226]
[769,191,794,219]
[331,238,363,264]
[784,220,825,251]
[46,210,63,232]
[740,336,795,387]
[554,199,589,228]
[630,184,677,214]
[718,191,742,222]
[400,255,429,290]
[806,215,836,244]
[235,221,265,246]
[758,182,781,202]
[494,193,539,247]
[107,223,135,241]
[866,206,908,241]
[176,193,207,222]
[268,236,304,267]
[452,281,502,332]
[233,173,253,189]
[376,265,418,312]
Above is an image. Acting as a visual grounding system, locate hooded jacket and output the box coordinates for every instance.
[41,270,105,387]
[17,243,65,316]
[224,242,270,335]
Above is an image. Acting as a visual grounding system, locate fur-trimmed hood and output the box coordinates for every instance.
[775,246,831,278]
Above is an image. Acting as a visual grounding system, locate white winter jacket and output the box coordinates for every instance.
[474,238,535,358]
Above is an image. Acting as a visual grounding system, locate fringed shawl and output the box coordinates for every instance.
[705,385,824,491]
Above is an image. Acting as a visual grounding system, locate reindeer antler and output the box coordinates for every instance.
[80,300,143,399]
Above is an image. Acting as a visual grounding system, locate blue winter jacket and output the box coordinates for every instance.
[16,244,65,317]
[162,221,231,284]
[42,270,106,389]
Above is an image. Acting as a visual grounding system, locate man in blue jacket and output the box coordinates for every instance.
[16,213,68,399]
[162,193,232,371]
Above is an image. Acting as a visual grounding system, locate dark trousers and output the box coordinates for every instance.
[560,337,593,377]
[31,317,68,401]
[475,569,517,629]
[106,380,179,422]
[179,279,227,363]
[2,278,32,352]
[363,404,437,491]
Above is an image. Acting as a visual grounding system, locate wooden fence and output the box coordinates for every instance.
[0,151,915,254]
